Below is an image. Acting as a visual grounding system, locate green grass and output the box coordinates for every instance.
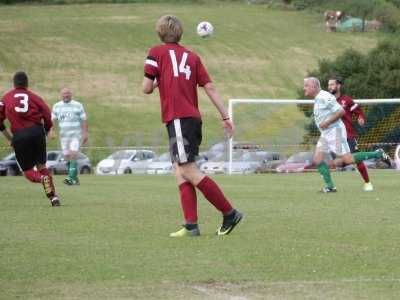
[0,2,382,150]
[1,171,400,299]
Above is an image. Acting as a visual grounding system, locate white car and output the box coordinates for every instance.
[200,151,243,174]
[146,152,172,175]
[96,149,156,175]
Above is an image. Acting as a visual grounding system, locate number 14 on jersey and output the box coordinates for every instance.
[169,50,191,80]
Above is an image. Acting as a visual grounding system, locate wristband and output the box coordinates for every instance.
[222,117,230,121]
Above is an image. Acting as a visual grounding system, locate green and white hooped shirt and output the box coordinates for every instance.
[313,90,345,134]
[51,100,87,139]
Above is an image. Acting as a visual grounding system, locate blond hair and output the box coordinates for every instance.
[156,15,183,43]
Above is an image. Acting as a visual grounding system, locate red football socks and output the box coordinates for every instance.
[196,176,233,215]
[24,169,42,183]
[356,162,370,183]
[179,182,198,224]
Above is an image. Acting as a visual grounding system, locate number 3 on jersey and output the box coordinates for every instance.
[169,50,191,80]
[14,93,29,113]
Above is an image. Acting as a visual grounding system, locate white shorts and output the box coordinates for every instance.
[60,137,81,155]
[317,127,350,156]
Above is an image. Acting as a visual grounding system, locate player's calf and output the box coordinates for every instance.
[24,169,42,183]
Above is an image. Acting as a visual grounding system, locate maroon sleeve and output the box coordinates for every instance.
[0,99,5,131]
[196,57,212,87]
[33,95,53,132]
[348,96,365,120]
[144,47,159,80]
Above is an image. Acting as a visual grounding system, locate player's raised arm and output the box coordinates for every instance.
[203,82,234,138]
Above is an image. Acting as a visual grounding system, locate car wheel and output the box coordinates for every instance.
[80,166,91,175]
[124,168,132,174]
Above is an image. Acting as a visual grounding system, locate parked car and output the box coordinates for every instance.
[200,152,228,174]
[363,158,394,169]
[206,141,258,157]
[225,151,280,174]
[46,151,92,175]
[276,151,332,173]
[96,149,156,175]
[0,153,22,176]
[200,151,249,174]
[146,152,172,175]
[254,153,286,173]
[196,152,209,167]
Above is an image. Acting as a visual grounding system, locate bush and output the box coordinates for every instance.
[387,0,400,7]
[374,1,400,32]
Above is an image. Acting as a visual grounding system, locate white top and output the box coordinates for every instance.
[52,100,87,139]
[313,90,345,133]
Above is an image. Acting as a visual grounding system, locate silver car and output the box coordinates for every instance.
[146,152,172,175]
[225,151,279,174]
[47,151,92,175]
[96,149,156,175]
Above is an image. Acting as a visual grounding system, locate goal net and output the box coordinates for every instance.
[227,99,400,174]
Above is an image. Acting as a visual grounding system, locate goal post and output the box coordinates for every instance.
[227,98,400,175]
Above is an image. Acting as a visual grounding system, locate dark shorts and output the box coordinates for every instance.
[166,117,202,165]
[12,125,47,171]
[347,137,359,153]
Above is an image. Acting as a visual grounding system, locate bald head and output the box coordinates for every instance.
[60,88,72,102]
[303,77,321,98]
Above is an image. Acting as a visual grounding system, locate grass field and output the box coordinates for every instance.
[1,171,400,299]
[0,2,381,153]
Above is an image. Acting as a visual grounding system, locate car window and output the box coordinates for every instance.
[47,152,59,161]
[145,152,155,159]
[133,152,145,161]
[240,151,267,162]
[209,142,225,152]
[155,153,170,162]
[287,152,312,163]
[3,153,16,160]
[209,152,225,162]
[109,151,135,160]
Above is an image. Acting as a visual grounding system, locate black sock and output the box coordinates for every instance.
[185,223,198,230]
[224,209,236,219]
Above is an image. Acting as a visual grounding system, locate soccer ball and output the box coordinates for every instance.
[197,21,214,38]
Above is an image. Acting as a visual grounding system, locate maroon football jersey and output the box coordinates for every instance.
[0,88,52,134]
[337,95,365,139]
[144,43,211,123]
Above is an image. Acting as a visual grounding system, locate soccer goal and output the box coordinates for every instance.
[227,98,400,174]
